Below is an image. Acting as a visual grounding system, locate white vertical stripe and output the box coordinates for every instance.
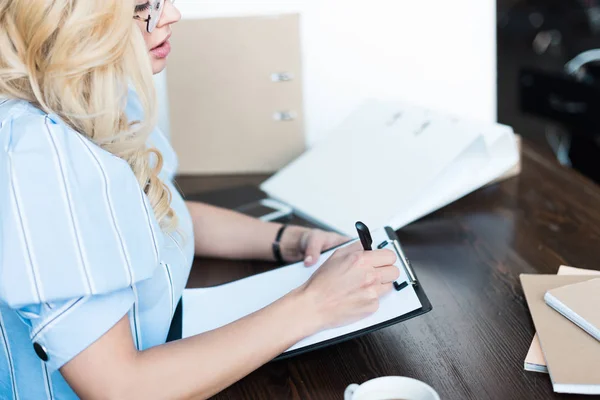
[128,308,139,351]
[0,312,19,400]
[43,118,94,295]
[30,298,84,340]
[7,150,43,303]
[71,133,134,287]
[138,190,160,266]
[131,285,142,350]
[42,363,53,400]
[167,232,188,266]
[154,129,170,148]
[163,263,174,318]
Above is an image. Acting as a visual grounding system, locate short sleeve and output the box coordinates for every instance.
[0,112,164,370]
[17,288,136,373]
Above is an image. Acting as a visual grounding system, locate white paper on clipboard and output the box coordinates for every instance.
[182,228,423,353]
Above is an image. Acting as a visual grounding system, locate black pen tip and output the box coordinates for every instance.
[355,221,372,248]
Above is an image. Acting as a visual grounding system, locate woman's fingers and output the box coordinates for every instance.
[304,232,328,266]
[358,249,397,268]
[327,234,352,249]
[331,240,363,257]
[376,265,400,284]
[375,282,395,296]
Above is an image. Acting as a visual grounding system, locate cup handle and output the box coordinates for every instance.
[344,384,360,400]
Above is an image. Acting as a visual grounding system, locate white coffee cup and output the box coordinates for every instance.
[344,376,440,400]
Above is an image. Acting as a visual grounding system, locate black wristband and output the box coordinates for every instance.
[272,224,288,264]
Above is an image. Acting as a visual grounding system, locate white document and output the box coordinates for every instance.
[182,228,423,353]
[260,100,519,236]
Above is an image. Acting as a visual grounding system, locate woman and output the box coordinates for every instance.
[0,1,399,398]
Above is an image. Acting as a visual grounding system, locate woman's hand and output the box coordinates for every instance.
[298,241,399,330]
[280,226,350,266]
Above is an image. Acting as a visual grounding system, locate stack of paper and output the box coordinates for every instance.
[261,100,520,236]
[521,267,600,395]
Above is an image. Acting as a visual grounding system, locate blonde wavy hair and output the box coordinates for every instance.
[0,0,177,231]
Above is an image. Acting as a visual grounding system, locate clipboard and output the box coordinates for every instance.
[276,227,432,359]
[182,226,432,359]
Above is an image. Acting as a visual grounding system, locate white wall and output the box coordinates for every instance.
[156,0,496,145]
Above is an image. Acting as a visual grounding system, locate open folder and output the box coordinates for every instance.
[182,227,432,358]
[260,100,520,236]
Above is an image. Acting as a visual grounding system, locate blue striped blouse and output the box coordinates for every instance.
[0,92,195,399]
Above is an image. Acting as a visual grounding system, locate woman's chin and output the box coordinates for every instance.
[151,58,168,75]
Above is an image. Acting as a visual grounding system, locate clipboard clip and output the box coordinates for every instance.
[389,238,418,291]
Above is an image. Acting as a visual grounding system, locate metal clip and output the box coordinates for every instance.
[271,72,294,82]
[391,239,418,286]
[273,111,297,121]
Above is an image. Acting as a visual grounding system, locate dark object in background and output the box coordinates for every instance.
[569,135,600,184]
[498,0,600,183]
[166,298,183,342]
[185,185,266,210]
[519,67,600,183]
[520,68,600,134]
[185,185,293,223]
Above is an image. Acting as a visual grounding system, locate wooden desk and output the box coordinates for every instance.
[176,140,600,400]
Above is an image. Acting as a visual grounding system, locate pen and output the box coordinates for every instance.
[355,221,407,291]
[355,221,372,251]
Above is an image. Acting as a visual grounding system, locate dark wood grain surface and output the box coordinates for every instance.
[175,140,600,400]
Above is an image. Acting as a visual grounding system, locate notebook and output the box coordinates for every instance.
[521,274,600,394]
[523,266,600,373]
[182,227,432,359]
[545,278,600,342]
[260,100,519,236]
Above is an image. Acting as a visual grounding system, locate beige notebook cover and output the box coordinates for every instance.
[521,274,600,394]
[524,266,600,373]
[546,278,600,342]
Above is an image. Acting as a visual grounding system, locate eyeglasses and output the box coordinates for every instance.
[133,0,175,33]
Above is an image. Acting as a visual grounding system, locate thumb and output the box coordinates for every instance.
[304,234,326,267]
